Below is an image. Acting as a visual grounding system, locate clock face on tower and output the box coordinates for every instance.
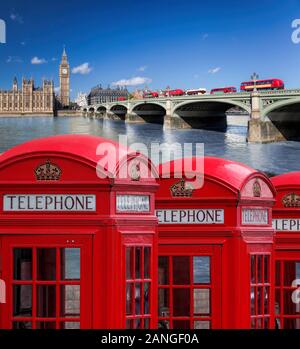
[62,68,68,75]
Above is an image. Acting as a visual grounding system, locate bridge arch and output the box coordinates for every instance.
[262,97,300,140]
[173,99,251,115]
[110,102,128,109]
[172,99,250,130]
[131,102,166,125]
[262,97,300,118]
[88,106,95,113]
[109,104,128,121]
[132,101,167,111]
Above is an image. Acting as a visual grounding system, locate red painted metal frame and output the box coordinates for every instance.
[271,173,300,329]
[0,235,93,329]
[0,135,159,329]
[156,157,276,329]
[158,245,221,329]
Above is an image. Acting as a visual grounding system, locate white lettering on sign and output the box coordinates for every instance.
[242,208,269,225]
[156,209,224,224]
[273,219,300,232]
[116,195,150,212]
[3,194,96,212]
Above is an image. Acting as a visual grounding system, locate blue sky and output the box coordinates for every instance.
[0,0,300,98]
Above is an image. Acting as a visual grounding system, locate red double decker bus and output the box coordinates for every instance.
[143,91,159,98]
[240,78,284,92]
[210,87,237,94]
[161,89,185,97]
[117,97,127,101]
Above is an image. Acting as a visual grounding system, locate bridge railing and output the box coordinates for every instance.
[84,89,300,110]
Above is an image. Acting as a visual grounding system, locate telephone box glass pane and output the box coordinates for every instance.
[60,322,80,329]
[257,287,263,315]
[275,261,281,286]
[37,285,56,318]
[193,256,210,284]
[284,290,300,315]
[135,283,141,315]
[126,319,134,329]
[297,262,300,279]
[158,257,169,285]
[173,288,190,316]
[264,255,270,283]
[251,256,257,284]
[173,320,190,329]
[13,285,32,317]
[37,248,56,280]
[257,256,263,283]
[275,289,281,315]
[173,256,190,285]
[284,261,300,286]
[13,249,32,280]
[250,287,256,316]
[194,289,210,315]
[61,285,80,317]
[126,283,133,315]
[135,248,142,279]
[135,319,142,329]
[61,248,80,280]
[264,287,270,314]
[144,247,151,279]
[36,322,56,329]
[158,289,169,317]
[144,282,150,314]
[284,318,300,329]
[13,321,32,329]
[144,318,150,329]
[194,320,210,329]
[126,248,133,280]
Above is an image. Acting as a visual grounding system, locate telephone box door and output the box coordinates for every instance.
[0,235,93,329]
[275,250,300,329]
[158,245,221,329]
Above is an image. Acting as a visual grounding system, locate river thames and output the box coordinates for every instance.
[0,115,299,175]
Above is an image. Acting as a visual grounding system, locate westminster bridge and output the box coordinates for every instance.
[83,89,300,143]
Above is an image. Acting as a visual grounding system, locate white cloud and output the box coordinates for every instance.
[208,67,221,74]
[54,86,60,94]
[202,33,209,40]
[10,12,23,24]
[31,56,47,64]
[112,76,152,87]
[138,65,148,72]
[72,62,92,75]
[20,41,26,46]
[52,57,57,61]
[6,56,23,63]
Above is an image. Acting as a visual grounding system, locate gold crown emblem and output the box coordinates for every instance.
[282,193,300,208]
[253,179,262,197]
[35,160,62,181]
[170,179,194,197]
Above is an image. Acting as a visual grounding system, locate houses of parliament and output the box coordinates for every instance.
[0,48,70,115]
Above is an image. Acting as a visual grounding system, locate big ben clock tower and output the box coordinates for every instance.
[59,47,70,107]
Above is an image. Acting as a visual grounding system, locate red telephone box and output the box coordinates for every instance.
[271,172,300,329]
[0,135,158,329]
[155,157,276,329]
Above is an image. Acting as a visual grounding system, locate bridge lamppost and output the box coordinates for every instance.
[251,72,259,92]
